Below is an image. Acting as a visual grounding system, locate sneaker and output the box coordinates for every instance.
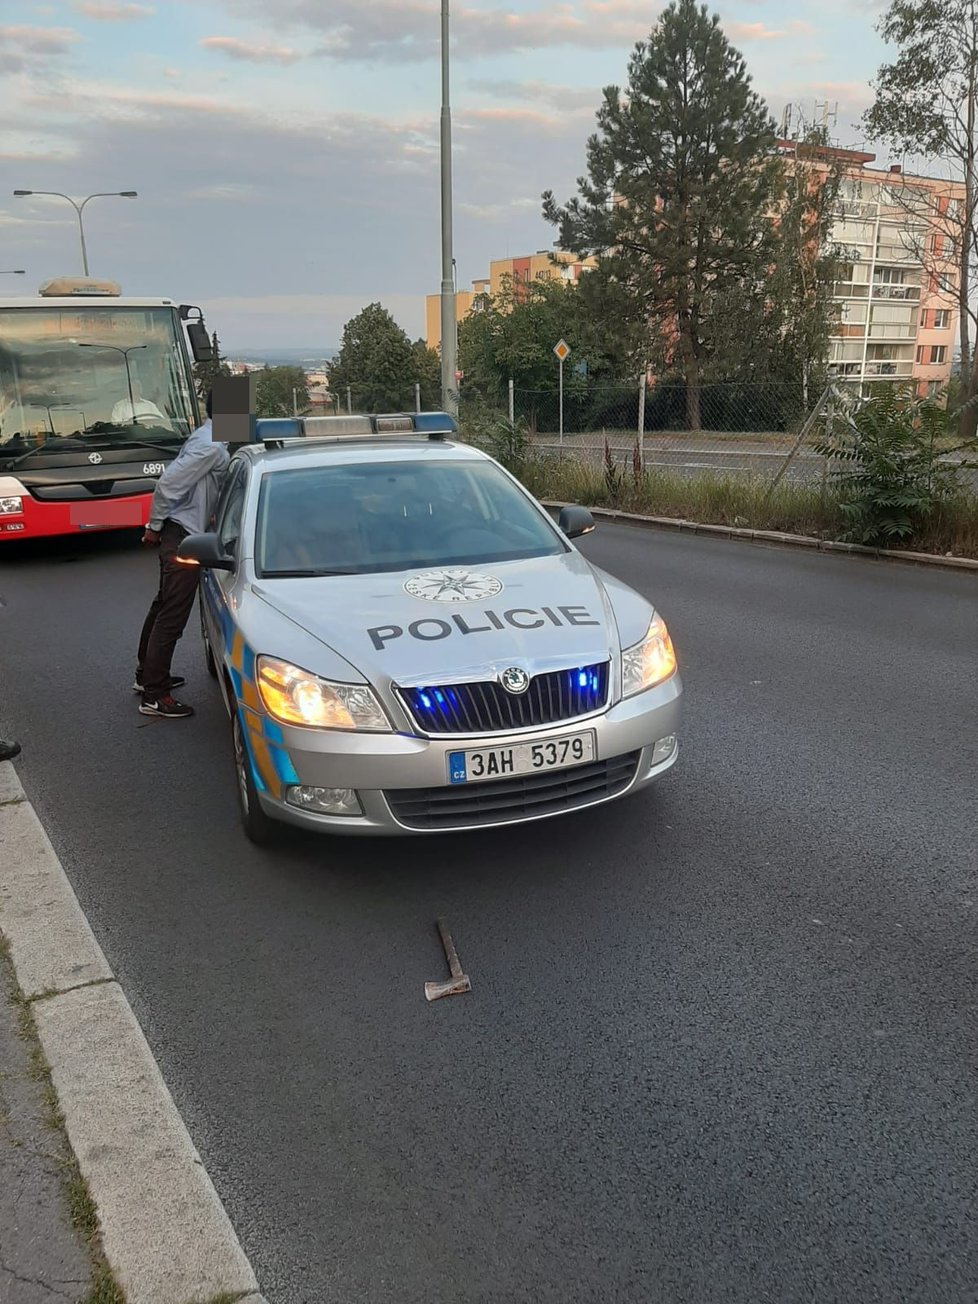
[0,738,21,762]
[139,695,194,719]
[132,675,186,694]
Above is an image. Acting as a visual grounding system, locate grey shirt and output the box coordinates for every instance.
[148,419,229,534]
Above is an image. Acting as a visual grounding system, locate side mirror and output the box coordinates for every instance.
[186,321,213,363]
[558,505,596,540]
[176,532,233,570]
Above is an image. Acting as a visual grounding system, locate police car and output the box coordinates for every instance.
[179,412,682,842]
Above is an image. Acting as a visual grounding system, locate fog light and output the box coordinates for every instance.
[651,735,678,765]
[285,786,362,816]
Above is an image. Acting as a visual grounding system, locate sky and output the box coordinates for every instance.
[0,0,892,350]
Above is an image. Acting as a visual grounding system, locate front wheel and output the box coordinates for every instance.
[232,711,278,846]
[200,596,218,678]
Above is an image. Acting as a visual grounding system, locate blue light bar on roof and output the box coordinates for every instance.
[413,411,457,435]
[255,418,302,442]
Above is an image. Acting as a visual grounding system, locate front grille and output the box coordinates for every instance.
[386,751,640,830]
[399,662,609,735]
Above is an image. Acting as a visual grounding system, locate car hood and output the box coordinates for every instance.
[251,552,653,686]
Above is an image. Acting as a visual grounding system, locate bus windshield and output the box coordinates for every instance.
[0,306,196,452]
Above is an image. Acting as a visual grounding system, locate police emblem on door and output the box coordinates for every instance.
[500,667,530,695]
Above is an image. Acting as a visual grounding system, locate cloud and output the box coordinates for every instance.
[0,24,81,74]
[458,196,540,222]
[72,2,153,19]
[469,79,600,113]
[199,35,303,65]
[726,21,789,42]
[214,0,655,62]
[162,66,181,80]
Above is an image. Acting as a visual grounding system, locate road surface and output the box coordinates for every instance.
[0,527,975,1304]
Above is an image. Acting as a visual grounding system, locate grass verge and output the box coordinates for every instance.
[518,456,978,558]
[0,934,125,1304]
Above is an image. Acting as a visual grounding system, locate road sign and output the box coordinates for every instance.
[553,339,571,362]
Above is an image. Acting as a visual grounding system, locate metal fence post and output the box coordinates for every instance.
[764,383,833,501]
[508,377,515,425]
[637,371,646,470]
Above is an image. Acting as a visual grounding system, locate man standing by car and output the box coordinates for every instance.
[135,391,229,719]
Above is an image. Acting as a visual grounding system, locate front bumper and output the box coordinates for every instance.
[245,673,682,836]
[0,492,149,541]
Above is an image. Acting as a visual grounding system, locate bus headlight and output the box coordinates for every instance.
[0,496,23,515]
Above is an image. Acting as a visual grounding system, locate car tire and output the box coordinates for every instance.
[200,597,218,678]
[232,710,278,846]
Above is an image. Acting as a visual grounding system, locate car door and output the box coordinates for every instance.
[201,459,248,667]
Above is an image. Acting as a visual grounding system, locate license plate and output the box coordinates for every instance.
[70,501,144,529]
[448,731,596,784]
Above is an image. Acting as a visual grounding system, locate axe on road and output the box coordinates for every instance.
[425,918,472,1002]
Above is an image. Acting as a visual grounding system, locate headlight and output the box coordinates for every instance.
[0,496,23,515]
[257,656,390,732]
[621,614,677,696]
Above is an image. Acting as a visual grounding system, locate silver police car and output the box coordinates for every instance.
[179,413,682,842]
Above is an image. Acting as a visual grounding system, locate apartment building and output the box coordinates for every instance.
[788,141,965,393]
[425,252,596,351]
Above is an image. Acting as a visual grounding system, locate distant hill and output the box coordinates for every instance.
[225,348,338,367]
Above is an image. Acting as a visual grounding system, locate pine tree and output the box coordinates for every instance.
[192,330,231,400]
[543,0,780,429]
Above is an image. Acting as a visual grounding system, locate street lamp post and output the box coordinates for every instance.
[1,270,26,276]
[77,343,147,421]
[439,0,458,418]
[12,191,138,277]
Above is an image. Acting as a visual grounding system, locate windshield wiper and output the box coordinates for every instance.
[4,437,86,468]
[85,438,183,456]
[259,568,358,578]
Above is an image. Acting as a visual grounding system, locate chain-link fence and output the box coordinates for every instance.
[456,377,973,489]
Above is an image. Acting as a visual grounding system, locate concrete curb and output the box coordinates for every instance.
[543,500,978,572]
[0,762,265,1304]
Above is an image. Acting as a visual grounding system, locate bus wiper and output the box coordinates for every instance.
[4,436,86,468]
[84,437,184,457]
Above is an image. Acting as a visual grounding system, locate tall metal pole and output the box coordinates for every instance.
[439,0,458,417]
[559,356,565,451]
[73,198,90,277]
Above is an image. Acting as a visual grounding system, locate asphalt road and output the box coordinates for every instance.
[534,437,978,488]
[1,527,976,1304]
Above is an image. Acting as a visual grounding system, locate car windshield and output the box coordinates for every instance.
[0,306,195,451]
[255,459,566,576]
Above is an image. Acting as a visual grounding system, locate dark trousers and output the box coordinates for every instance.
[137,520,199,699]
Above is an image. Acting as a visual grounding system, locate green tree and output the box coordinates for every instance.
[255,365,309,418]
[459,274,632,415]
[192,330,231,400]
[412,339,442,409]
[328,303,419,411]
[714,126,848,408]
[864,0,978,437]
[543,0,780,429]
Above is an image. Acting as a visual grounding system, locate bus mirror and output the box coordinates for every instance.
[187,321,213,363]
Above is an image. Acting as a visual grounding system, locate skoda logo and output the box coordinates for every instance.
[500,666,530,695]
[404,569,503,603]
[88,452,103,465]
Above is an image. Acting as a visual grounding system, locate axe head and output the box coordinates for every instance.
[424,974,472,1002]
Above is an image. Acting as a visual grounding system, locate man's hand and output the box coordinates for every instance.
[142,528,161,548]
